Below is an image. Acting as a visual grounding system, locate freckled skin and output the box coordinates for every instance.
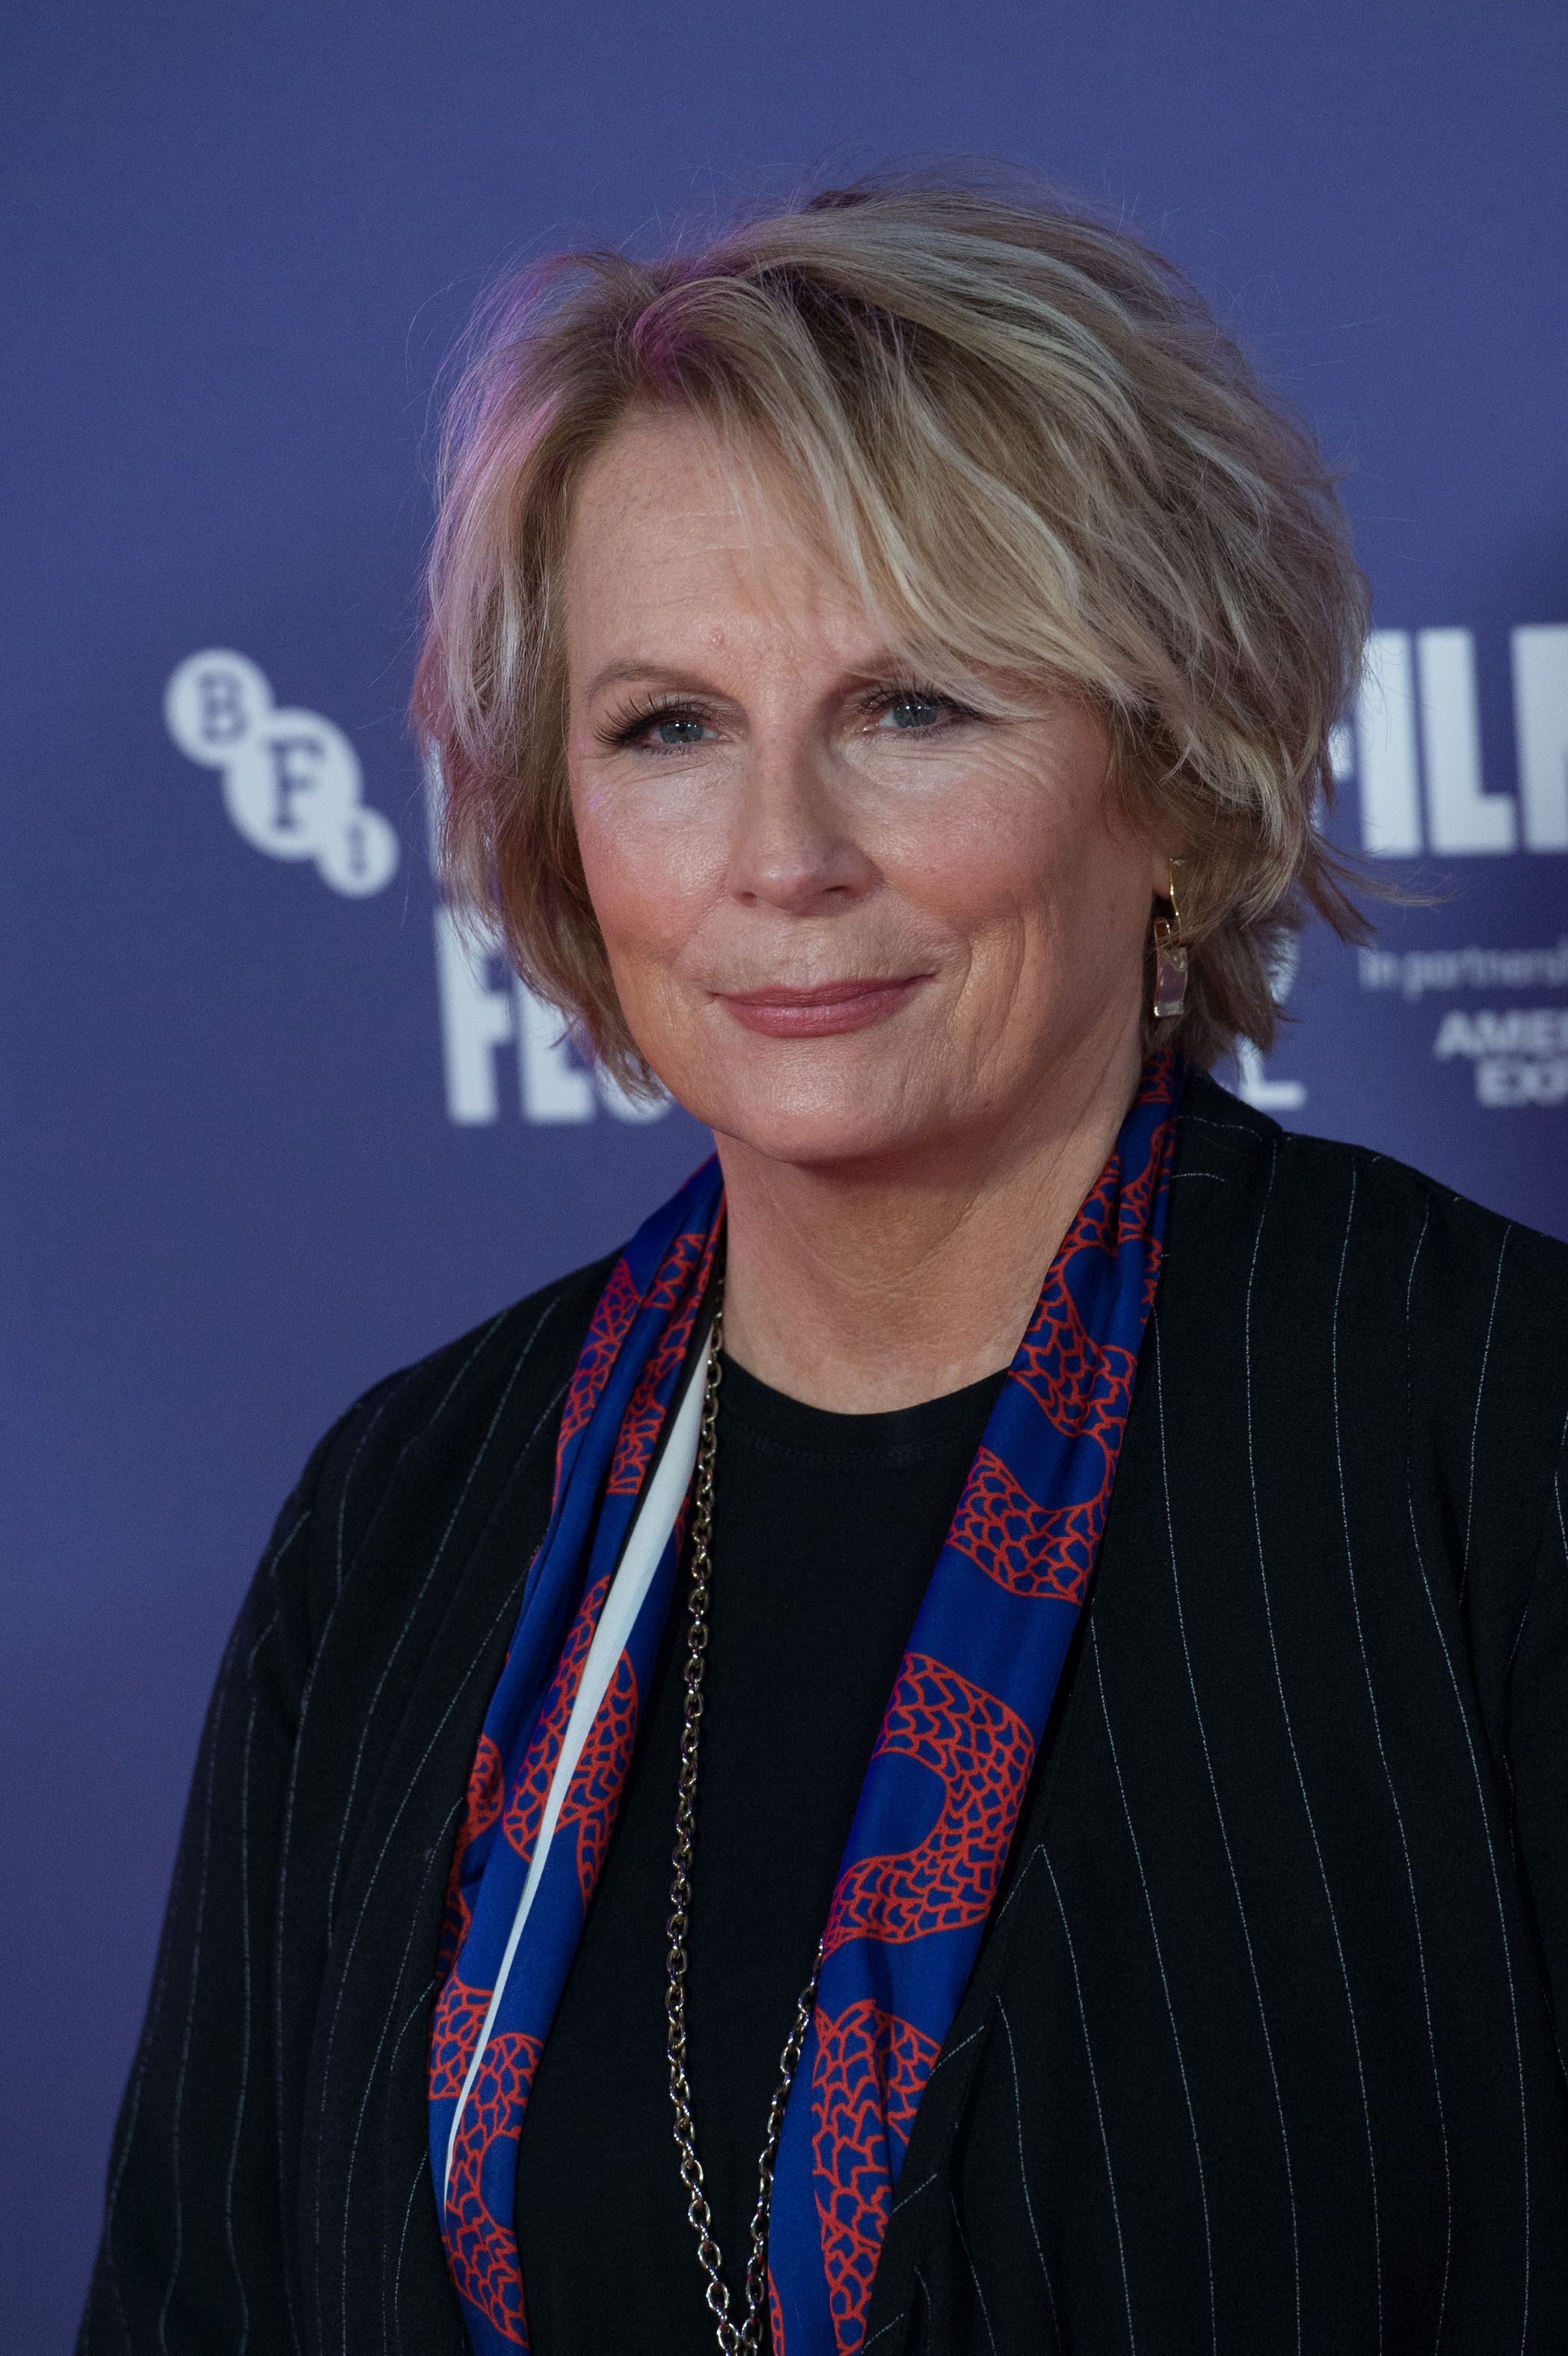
[564,411,1171,1407]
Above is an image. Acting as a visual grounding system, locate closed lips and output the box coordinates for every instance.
[717,976,928,1036]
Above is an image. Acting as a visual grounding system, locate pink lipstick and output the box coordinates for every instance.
[718,975,926,1039]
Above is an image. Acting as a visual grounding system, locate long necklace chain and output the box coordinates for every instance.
[665,1295,825,2355]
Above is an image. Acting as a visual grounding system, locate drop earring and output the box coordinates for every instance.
[1152,863,1189,1020]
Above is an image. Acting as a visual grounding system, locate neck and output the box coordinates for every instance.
[715,1028,1146,1414]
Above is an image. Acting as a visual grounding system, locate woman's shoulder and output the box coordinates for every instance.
[1170,1070,1568,1573]
[344,1248,616,1470]
[1177,1067,1568,1298]
[269,1250,616,1651]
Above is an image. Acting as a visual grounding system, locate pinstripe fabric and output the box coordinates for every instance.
[862,1100,1568,2356]
[80,1081,1568,2355]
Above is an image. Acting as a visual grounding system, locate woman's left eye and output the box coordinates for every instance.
[650,714,708,747]
[872,691,956,734]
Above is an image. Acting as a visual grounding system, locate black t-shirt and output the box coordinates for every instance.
[514,1352,1007,2354]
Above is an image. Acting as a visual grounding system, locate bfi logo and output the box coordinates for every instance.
[165,651,399,895]
[1335,626,1568,856]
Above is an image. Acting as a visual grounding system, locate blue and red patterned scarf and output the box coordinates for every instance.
[428,1050,1181,2355]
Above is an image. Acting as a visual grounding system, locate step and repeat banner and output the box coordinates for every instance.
[4,2,1564,2344]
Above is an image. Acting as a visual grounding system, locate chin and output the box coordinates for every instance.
[687,1068,943,1171]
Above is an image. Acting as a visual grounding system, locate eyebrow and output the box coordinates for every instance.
[580,650,929,705]
[582,660,733,703]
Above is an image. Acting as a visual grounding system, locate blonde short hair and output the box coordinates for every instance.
[413,174,1369,1083]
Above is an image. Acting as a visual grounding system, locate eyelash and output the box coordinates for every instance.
[598,694,707,752]
[597,682,980,752]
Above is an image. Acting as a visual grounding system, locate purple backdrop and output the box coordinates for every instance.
[4,3,1566,2346]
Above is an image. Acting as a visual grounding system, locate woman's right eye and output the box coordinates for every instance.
[603,703,715,752]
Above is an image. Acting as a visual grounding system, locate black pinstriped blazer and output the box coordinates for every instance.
[81,1074,1568,2355]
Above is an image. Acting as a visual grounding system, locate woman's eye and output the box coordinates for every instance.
[877,692,948,732]
[604,705,715,752]
[651,714,708,747]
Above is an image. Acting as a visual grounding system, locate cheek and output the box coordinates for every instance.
[880,773,1111,946]
[875,756,1150,1025]
[570,772,713,969]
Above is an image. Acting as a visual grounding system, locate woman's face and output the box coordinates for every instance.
[565,412,1168,1173]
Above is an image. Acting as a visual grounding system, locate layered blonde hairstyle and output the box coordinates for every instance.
[413,174,1369,1084]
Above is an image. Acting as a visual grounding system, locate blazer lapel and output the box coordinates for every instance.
[293,1295,590,2355]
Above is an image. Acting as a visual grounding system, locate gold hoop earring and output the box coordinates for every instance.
[1152,862,1189,1020]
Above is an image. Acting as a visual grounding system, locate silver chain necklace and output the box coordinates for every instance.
[665,1293,825,2355]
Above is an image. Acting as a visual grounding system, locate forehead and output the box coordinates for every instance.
[564,410,876,666]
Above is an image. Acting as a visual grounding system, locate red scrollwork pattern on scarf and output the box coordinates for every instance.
[821,1659,1034,1956]
[811,2001,943,2355]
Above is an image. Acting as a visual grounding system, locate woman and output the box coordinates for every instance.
[82,180,1568,2356]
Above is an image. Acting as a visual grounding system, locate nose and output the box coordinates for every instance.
[724,732,878,915]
